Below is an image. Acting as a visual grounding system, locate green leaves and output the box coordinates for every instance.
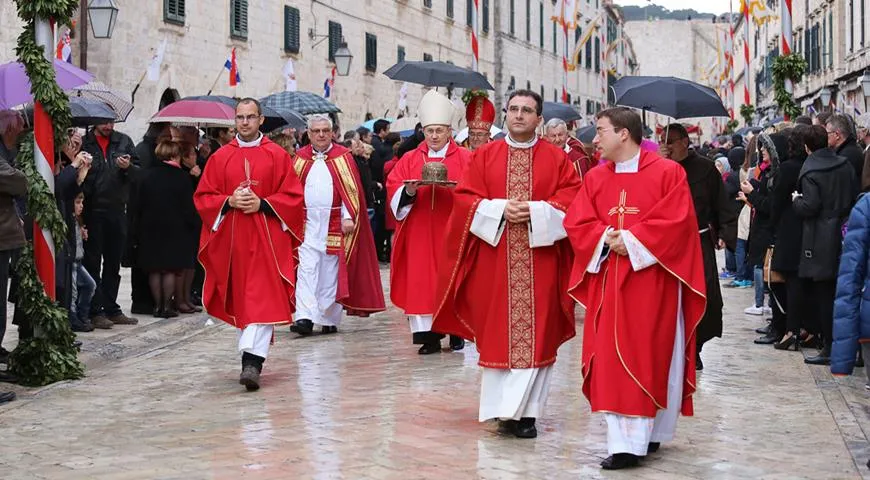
[739,104,756,125]
[772,54,808,120]
[9,0,84,386]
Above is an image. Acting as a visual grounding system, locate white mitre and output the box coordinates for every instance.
[418,90,456,127]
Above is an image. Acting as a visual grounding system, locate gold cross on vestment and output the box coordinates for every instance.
[238,157,259,193]
[607,190,640,230]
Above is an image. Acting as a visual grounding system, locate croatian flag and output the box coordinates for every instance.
[55,29,72,63]
[323,66,336,98]
[224,48,241,86]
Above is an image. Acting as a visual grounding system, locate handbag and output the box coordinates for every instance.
[763,246,785,284]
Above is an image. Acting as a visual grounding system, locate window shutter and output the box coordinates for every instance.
[328,21,342,62]
[423,53,433,62]
[365,33,378,72]
[230,0,248,39]
[467,0,473,26]
[284,6,300,53]
[423,0,432,7]
[164,0,185,24]
[482,0,490,33]
[447,0,454,18]
[398,45,406,63]
[539,3,543,47]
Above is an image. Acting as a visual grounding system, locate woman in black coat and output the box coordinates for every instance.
[133,141,199,318]
[177,141,203,314]
[740,136,776,315]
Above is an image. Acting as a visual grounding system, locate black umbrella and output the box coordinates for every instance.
[260,91,341,115]
[576,125,596,143]
[736,126,762,136]
[23,97,117,127]
[543,102,582,122]
[183,95,306,132]
[612,76,728,119]
[383,61,494,90]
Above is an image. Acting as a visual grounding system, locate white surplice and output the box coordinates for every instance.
[471,135,567,422]
[590,150,686,456]
[238,324,274,359]
[389,143,449,334]
[295,145,351,327]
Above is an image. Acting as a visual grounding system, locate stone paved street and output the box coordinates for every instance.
[0,265,869,479]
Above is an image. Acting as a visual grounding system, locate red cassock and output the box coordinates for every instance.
[194,137,304,329]
[293,144,386,315]
[386,140,472,315]
[566,137,593,178]
[433,140,581,368]
[564,151,707,417]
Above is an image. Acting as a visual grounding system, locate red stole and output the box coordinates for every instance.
[564,150,707,417]
[433,139,581,369]
[386,140,472,315]
[294,144,386,315]
[194,137,304,328]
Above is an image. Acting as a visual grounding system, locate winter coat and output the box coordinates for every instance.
[793,148,859,280]
[81,129,138,213]
[0,143,27,251]
[831,194,870,374]
[835,139,864,186]
[746,165,774,267]
[769,155,805,273]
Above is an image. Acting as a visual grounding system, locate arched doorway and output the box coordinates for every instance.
[159,88,180,109]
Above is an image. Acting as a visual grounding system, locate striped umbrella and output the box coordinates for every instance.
[68,81,133,122]
[260,91,341,115]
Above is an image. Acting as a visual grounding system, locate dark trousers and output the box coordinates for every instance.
[808,279,836,348]
[0,249,12,346]
[373,204,390,259]
[770,281,787,335]
[781,273,809,335]
[83,210,125,317]
[130,266,153,309]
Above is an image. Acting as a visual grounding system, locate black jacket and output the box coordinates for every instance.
[746,166,775,267]
[353,154,375,210]
[769,155,805,273]
[793,148,859,280]
[81,129,138,213]
[836,139,864,186]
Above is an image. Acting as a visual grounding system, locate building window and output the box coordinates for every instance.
[230,0,248,40]
[482,0,490,33]
[423,53,433,61]
[423,0,432,8]
[594,36,600,72]
[164,0,185,25]
[540,84,545,98]
[283,6,300,54]
[553,18,557,53]
[539,3,544,48]
[510,0,515,35]
[526,0,531,42]
[447,0,454,19]
[328,21,342,63]
[829,11,833,68]
[862,0,867,47]
[851,0,855,53]
[365,33,377,72]
[467,0,474,26]
[554,89,558,102]
[398,45,406,63]
[585,39,592,69]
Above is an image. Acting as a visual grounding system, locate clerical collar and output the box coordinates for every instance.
[428,143,449,158]
[563,143,571,153]
[506,134,538,149]
[236,132,264,148]
[313,143,333,158]
[614,149,641,173]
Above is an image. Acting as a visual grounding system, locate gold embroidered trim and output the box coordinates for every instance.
[329,153,361,259]
[506,146,535,369]
[326,234,342,248]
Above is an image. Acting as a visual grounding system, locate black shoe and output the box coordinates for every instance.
[239,365,260,391]
[449,335,465,351]
[290,319,314,336]
[647,442,660,454]
[774,332,800,351]
[601,453,640,470]
[191,294,203,307]
[805,346,831,366]
[0,371,17,384]
[497,419,517,434]
[857,353,865,368]
[130,303,154,315]
[800,334,822,350]
[0,348,10,364]
[0,391,14,404]
[754,331,779,344]
[321,325,338,334]
[417,342,442,355]
[153,307,164,318]
[695,352,703,371]
[71,321,95,333]
[755,324,772,335]
[513,417,537,438]
[377,253,389,263]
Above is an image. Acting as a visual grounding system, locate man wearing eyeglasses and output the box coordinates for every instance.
[194,98,305,392]
[659,123,736,368]
[464,95,495,151]
[433,89,581,439]
[826,114,865,189]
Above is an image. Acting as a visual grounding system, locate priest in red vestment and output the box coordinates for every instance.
[194,98,305,391]
[464,95,496,151]
[564,107,706,470]
[433,90,581,439]
[289,115,385,336]
[387,90,472,354]
[544,118,593,178]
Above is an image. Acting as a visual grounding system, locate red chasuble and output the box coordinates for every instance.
[386,140,471,315]
[194,137,304,329]
[566,137,593,178]
[293,143,386,315]
[565,150,707,418]
[433,139,581,369]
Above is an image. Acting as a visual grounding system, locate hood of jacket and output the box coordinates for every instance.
[801,147,848,175]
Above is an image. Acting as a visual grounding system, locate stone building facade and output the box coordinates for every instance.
[0,0,636,138]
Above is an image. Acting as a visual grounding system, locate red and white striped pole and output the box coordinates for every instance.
[781,0,793,120]
[470,0,479,72]
[601,25,606,103]
[742,0,751,107]
[33,18,56,300]
[728,0,736,119]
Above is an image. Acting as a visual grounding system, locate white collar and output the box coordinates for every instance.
[428,143,449,158]
[614,149,641,173]
[506,134,538,149]
[313,143,334,157]
[563,143,571,153]
[236,132,264,148]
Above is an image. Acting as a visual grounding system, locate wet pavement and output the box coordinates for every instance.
[0,266,868,479]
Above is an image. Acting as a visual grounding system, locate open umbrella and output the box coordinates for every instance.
[260,91,341,115]
[576,125,596,143]
[68,81,133,122]
[383,61,494,90]
[612,76,728,119]
[542,102,582,122]
[0,59,94,109]
[150,100,235,127]
[359,117,395,131]
[68,98,117,126]
[182,95,306,132]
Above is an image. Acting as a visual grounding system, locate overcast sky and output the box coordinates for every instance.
[615,0,734,15]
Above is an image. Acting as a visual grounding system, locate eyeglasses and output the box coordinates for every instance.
[309,128,331,135]
[235,114,261,123]
[826,129,839,136]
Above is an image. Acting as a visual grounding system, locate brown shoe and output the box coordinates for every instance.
[91,315,114,329]
[109,313,139,325]
[239,366,260,391]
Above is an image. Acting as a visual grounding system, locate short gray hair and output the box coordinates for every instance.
[307,114,333,130]
[544,118,567,132]
[826,114,855,140]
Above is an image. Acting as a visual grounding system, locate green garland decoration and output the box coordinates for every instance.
[724,119,740,135]
[461,89,489,106]
[739,104,755,126]
[8,0,84,386]
[772,54,808,120]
